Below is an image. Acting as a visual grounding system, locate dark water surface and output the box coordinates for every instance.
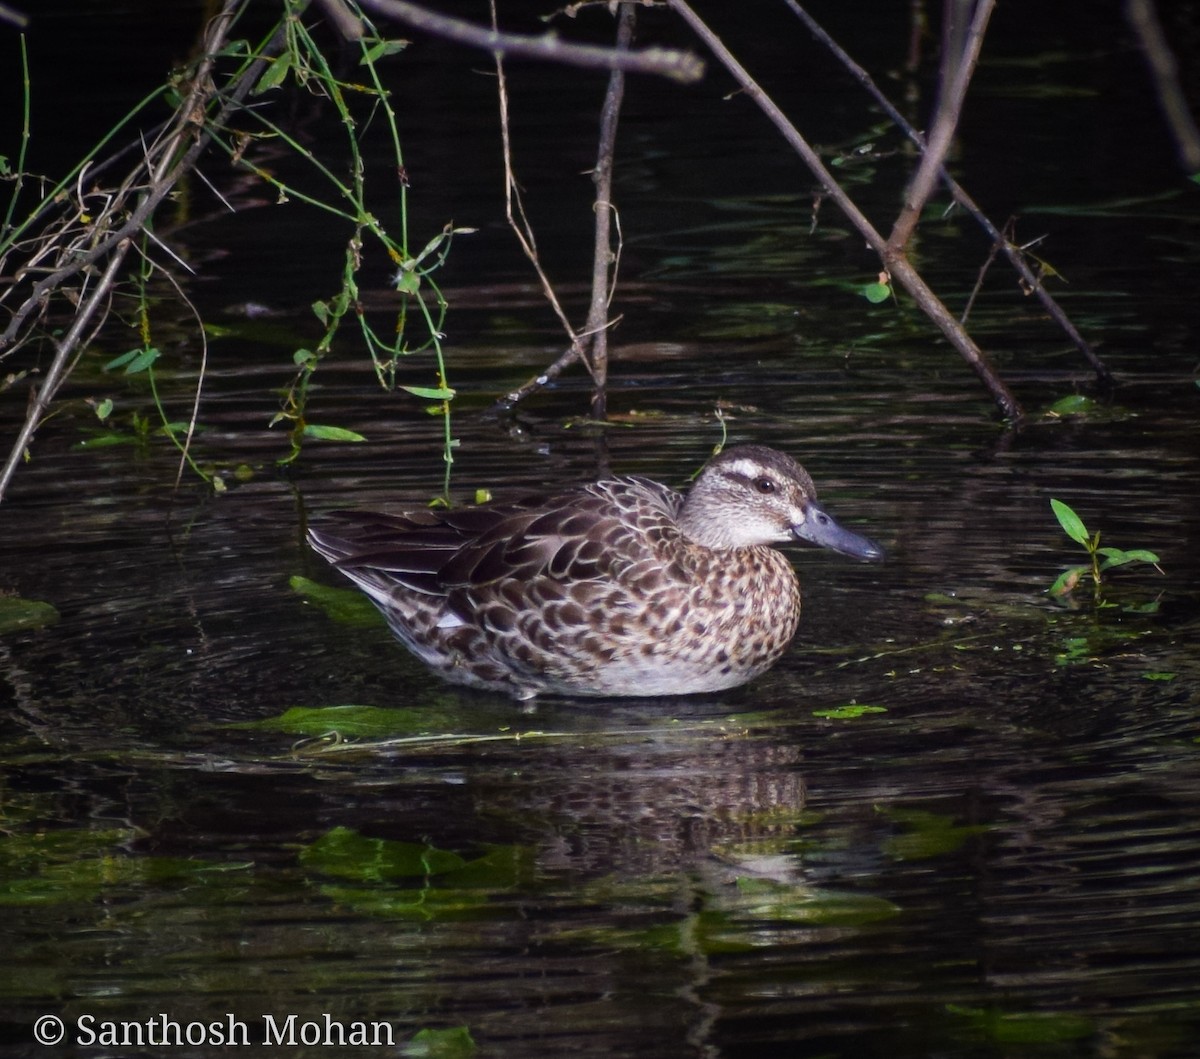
[2,2,1199,1057]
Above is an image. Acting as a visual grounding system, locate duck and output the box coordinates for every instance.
[307,444,883,700]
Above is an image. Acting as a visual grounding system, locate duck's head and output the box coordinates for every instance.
[679,444,885,560]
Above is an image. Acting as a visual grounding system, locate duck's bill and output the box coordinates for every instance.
[792,501,885,562]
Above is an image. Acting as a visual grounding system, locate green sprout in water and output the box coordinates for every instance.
[1048,498,1162,605]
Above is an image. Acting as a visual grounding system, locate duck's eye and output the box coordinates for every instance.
[753,477,776,495]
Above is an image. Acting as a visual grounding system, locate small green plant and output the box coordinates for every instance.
[1048,498,1161,604]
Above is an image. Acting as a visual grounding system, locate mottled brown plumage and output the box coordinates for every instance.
[307,445,883,700]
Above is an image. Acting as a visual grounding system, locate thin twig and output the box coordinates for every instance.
[961,217,1009,325]
[0,247,131,500]
[491,0,634,416]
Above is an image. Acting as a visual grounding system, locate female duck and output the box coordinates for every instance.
[308,445,883,700]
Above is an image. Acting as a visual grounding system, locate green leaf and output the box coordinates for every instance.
[1122,600,1160,615]
[236,704,454,738]
[401,384,456,401]
[1050,498,1089,546]
[157,421,195,438]
[93,398,113,420]
[1142,671,1176,682]
[877,806,990,861]
[73,433,138,449]
[0,596,60,635]
[438,845,532,890]
[946,1004,1093,1045]
[290,574,385,627]
[411,230,450,267]
[404,1026,476,1058]
[300,827,465,882]
[1048,566,1086,597]
[1097,547,1159,571]
[254,54,293,94]
[361,39,409,65]
[0,823,242,907]
[1055,635,1095,666]
[102,349,141,372]
[812,704,887,719]
[1046,394,1097,416]
[394,269,421,295]
[861,281,891,304]
[302,424,366,442]
[122,347,161,374]
[317,882,486,920]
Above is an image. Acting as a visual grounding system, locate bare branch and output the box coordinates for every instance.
[355,0,704,82]
[666,0,1021,419]
[785,0,1111,386]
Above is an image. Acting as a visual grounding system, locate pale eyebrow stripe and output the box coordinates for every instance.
[723,458,765,480]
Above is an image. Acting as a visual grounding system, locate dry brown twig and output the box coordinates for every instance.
[581,3,634,421]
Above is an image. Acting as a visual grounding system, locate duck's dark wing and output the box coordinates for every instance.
[307,477,685,594]
[308,502,534,596]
